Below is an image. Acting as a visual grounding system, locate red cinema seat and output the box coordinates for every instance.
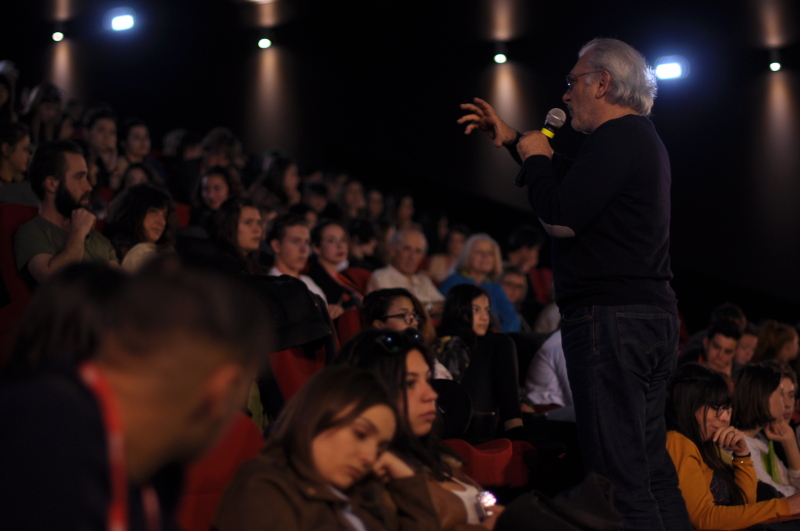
[269,345,327,402]
[177,412,264,531]
[444,438,514,488]
[335,308,362,346]
[175,202,191,228]
[0,203,38,367]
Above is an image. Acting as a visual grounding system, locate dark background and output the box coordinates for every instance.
[2,0,799,330]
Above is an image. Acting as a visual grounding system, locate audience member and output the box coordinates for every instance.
[439,233,520,333]
[367,228,445,316]
[665,363,800,529]
[438,283,523,439]
[0,73,17,122]
[683,303,747,358]
[82,106,121,189]
[425,224,469,286]
[693,320,742,385]
[162,128,202,203]
[506,224,553,307]
[209,196,264,276]
[734,323,760,367]
[105,183,175,272]
[366,187,385,222]
[201,126,241,172]
[347,217,382,271]
[118,161,158,192]
[20,82,62,148]
[191,165,240,234]
[248,153,301,211]
[338,179,366,222]
[0,263,272,530]
[14,140,118,285]
[303,181,329,214]
[117,118,166,185]
[734,362,800,498]
[525,330,572,408]
[753,320,800,365]
[337,329,505,530]
[267,213,342,319]
[307,219,368,310]
[498,265,534,332]
[287,202,318,228]
[214,365,439,531]
[0,121,31,184]
[388,190,417,230]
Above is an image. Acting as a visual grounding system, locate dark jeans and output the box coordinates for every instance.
[560,305,691,531]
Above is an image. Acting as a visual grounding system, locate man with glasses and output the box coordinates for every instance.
[458,38,689,530]
[366,228,445,317]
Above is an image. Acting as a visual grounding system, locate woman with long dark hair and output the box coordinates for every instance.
[734,362,800,498]
[438,283,523,439]
[211,196,264,276]
[337,329,504,530]
[214,365,439,531]
[665,363,800,529]
[105,183,175,271]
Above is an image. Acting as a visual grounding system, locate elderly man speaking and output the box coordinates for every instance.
[459,38,691,531]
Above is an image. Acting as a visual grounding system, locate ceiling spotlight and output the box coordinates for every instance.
[770,49,781,71]
[494,42,508,64]
[52,31,64,42]
[654,55,689,80]
[258,38,272,49]
[105,7,136,31]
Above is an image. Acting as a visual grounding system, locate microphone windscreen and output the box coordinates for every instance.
[545,108,567,129]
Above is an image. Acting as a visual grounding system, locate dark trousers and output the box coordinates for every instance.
[560,305,691,531]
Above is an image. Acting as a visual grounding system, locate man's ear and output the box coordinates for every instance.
[269,239,281,255]
[595,71,612,99]
[44,175,59,195]
[198,363,247,421]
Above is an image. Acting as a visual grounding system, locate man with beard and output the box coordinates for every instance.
[14,140,118,285]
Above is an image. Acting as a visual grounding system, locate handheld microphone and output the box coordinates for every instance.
[541,108,566,138]
[514,108,567,187]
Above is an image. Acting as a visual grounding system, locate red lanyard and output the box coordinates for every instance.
[78,361,161,531]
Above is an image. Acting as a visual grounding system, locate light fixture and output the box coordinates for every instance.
[770,49,781,71]
[52,31,64,42]
[494,42,508,64]
[105,7,136,31]
[654,55,689,80]
[258,38,272,49]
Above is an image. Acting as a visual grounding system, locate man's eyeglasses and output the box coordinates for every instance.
[383,312,420,325]
[565,70,604,90]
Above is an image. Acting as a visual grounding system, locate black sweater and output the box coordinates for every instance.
[515,115,677,314]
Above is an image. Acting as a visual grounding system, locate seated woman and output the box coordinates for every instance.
[438,284,523,439]
[337,329,504,530]
[0,121,31,185]
[733,362,800,498]
[214,365,439,531]
[439,234,520,333]
[190,165,241,234]
[247,153,301,212]
[307,219,369,311]
[361,288,450,378]
[211,197,264,276]
[665,363,800,530]
[105,183,175,272]
[426,224,469,286]
[753,321,800,366]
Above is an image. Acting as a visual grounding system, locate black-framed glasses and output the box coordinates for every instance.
[565,70,604,90]
[382,312,420,325]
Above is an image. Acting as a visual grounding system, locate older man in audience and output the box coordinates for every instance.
[14,140,118,286]
[366,227,444,316]
[0,264,271,530]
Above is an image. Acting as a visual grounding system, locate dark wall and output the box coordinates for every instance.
[2,0,799,326]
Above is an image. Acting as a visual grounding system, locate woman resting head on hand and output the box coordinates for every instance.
[214,365,439,531]
[337,329,505,530]
[665,363,800,530]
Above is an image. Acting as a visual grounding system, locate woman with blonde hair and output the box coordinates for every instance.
[439,233,520,333]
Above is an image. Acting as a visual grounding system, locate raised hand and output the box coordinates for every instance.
[457,97,517,147]
[713,425,749,457]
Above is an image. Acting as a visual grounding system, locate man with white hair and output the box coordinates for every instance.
[366,228,444,316]
[459,38,690,530]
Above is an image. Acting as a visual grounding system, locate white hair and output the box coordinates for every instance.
[450,233,503,282]
[579,38,657,117]
[390,228,428,254]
